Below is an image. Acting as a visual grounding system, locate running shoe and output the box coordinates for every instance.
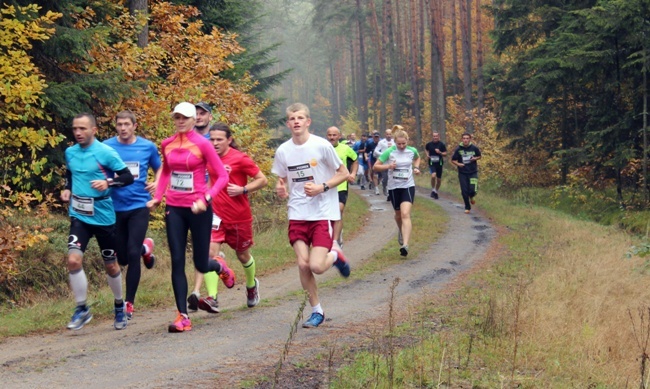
[67,306,92,330]
[302,312,325,328]
[400,245,409,257]
[168,313,192,333]
[198,296,220,313]
[433,191,439,200]
[361,185,365,190]
[114,303,128,330]
[331,247,351,278]
[397,229,403,246]
[142,238,155,269]
[247,278,260,308]
[464,209,470,214]
[187,292,199,311]
[217,257,236,288]
[375,187,380,195]
[430,190,436,198]
[125,301,134,320]
[470,197,476,205]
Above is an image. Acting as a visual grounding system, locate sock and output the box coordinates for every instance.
[243,255,256,288]
[312,303,323,315]
[330,249,339,265]
[204,271,219,298]
[69,268,88,306]
[114,299,124,309]
[106,271,123,301]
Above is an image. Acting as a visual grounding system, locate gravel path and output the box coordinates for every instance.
[0,187,495,388]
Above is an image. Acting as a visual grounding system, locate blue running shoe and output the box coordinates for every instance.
[302,312,325,328]
[114,303,128,330]
[67,306,92,330]
[331,248,351,278]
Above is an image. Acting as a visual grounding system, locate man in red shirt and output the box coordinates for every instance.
[188,122,268,312]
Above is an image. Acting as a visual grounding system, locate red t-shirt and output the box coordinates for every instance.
[211,148,260,223]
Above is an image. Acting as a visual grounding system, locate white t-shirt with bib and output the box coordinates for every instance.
[378,145,420,190]
[272,134,342,221]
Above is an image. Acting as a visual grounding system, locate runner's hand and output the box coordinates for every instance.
[303,182,320,197]
[61,189,70,202]
[90,179,109,191]
[227,183,242,197]
[145,181,157,195]
[146,199,160,210]
[276,179,288,199]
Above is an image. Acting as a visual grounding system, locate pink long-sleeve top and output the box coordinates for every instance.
[154,129,228,207]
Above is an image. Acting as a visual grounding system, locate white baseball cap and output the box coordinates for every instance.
[172,102,196,119]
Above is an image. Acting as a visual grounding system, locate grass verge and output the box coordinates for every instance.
[329,178,649,388]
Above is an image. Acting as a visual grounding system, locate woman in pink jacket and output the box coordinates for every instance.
[147,102,235,333]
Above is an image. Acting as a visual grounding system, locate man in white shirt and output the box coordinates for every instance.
[272,103,351,329]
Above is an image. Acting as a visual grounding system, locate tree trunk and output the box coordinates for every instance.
[386,0,400,124]
[129,0,148,48]
[369,0,388,133]
[409,0,422,145]
[356,0,369,131]
[644,44,649,204]
[329,56,339,125]
[460,0,473,133]
[428,0,446,142]
[451,0,460,96]
[476,0,484,113]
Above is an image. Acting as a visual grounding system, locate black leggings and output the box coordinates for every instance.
[458,172,478,210]
[115,207,150,304]
[165,205,220,314]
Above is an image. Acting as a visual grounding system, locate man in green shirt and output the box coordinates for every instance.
[326,126,358,246]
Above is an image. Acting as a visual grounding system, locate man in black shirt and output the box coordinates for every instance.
[424,132,447,199]
[451,133,482,214]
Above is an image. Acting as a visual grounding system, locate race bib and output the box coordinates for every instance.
[171,171,194,192]
[462,154,472,164]
[125,162,140,179]
[392,168,410,180]
[430,155,440,163]
[212,213,222,230]
[71,195,94,216]
[288,163,315,183]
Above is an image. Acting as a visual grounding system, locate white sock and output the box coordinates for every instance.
[330,249,339,263]
[69,269,88,305]
[106,271,123,301]
[312,304,323,315]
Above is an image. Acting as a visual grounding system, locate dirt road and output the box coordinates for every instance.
[0,188,495,388]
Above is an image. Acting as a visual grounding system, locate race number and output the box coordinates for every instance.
[288,163,314,183]
[392,168,410,180]
[71,195,94,216]
[171,171,194,192]
[125,162,140,179]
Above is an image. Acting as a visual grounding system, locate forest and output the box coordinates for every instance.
[0,0,649,250]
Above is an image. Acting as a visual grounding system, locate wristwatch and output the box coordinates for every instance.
[243,186,248,195]
[204,194,212,203]
[322,183,330,192]
[106,178,114,187]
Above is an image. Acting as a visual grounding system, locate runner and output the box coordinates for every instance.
[373,127,421,257]
[326,126,358,247]
[424,132,448,199]
[186,101,215,311]
[146,102,235,333]
[272,103,351,328]
[451,133,482,214]
[104,110,162,320]
[188,122,268,313]
[61,113,134,331]
[194,101,212,138]
[366,132,378,193]
[373,128,395,196]
[353,133,368,189]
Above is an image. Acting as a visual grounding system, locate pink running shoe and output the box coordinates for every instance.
[142,238,155,269]
[168,313,192,333]
[216,257,236,289]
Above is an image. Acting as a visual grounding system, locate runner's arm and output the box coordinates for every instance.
[229,170,268,196]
